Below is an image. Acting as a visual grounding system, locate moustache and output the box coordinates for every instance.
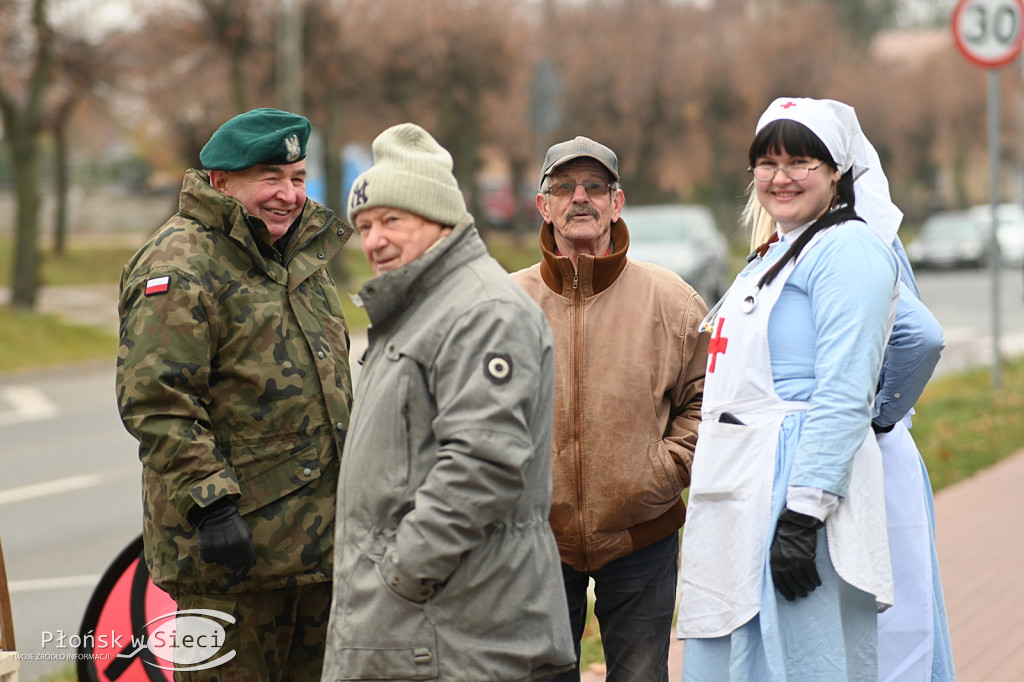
[566,205,599,220]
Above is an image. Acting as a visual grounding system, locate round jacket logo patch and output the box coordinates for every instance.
[483,353,512,385]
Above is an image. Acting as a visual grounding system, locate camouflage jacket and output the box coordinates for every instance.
[116,168,353,595]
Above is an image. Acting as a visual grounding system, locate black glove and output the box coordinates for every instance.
[191,499,257,578]
[871,421,895,434]
[770,508,824,601]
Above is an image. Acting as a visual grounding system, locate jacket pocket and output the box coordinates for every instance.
[234,441,322,515]
[641,438,686,507]
[316,274,346,318]
[332,551,439,679]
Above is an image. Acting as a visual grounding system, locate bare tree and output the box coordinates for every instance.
[89,0,997,245]
[197,0,259,111]
[0,0,55,309]
[101,0,278,175]
[48,28,110,255]
[304,0,531,231]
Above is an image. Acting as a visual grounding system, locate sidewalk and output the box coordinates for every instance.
[2,284,121,333]
[580,450,1024,682]
[932,447,1024,680]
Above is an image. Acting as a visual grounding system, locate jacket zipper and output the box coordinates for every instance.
[572,269,590,571]
[283,213,336,268]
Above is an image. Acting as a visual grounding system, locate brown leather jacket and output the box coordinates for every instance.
[513,220,708,571]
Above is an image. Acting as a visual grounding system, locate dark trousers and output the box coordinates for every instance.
[553,531,679,682]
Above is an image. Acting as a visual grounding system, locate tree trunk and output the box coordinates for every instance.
[8,120,43,309]
[324,90,348,287]
[53,113,69,255]
[324,92,344,217]
[0,0,53,310]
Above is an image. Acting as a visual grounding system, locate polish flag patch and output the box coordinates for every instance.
[144,275,170,296]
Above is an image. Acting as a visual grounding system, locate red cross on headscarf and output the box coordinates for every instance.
[708,317,728,373]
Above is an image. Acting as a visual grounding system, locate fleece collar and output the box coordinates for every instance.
[538,220,630,298]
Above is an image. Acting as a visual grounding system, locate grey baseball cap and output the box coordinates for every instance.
[539,136,619,188]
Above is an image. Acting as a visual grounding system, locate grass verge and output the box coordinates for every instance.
[34,664,76,682]
[907,355,1024,491]
[0,239,140,287]
[0,307,116,373]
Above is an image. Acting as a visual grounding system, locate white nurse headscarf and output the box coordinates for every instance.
[755,97,902,246]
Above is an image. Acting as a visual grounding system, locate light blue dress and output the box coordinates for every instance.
[682,221,898,682]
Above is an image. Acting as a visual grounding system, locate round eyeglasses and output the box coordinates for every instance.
[748,163,822,182]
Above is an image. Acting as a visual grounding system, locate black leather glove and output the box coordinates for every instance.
[871,421,895,434]
[770,508,824,601]
[190,499,257,578]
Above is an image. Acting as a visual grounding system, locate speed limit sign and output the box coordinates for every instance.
[953,0,1024,68]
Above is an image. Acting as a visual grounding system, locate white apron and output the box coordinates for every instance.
[677,232,895,639]
[877,413,936,681]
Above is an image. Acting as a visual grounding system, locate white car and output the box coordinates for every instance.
[968,203,1024,266]
[908,210,992,270]
[620,204,730,305]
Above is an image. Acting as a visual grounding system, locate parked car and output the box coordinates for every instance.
[476,173,518,231]
[619,203,729,304]
[907,210,993,269]
[968,203,1024,267]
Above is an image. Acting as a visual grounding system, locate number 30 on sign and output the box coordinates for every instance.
[953,0,1024,68]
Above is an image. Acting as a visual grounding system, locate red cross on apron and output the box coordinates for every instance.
[707,317,728,372]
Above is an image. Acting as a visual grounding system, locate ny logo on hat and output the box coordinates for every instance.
[284,134,301,162]
[350,179,369,208]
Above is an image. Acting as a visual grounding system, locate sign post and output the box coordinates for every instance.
[952,0,1024,389]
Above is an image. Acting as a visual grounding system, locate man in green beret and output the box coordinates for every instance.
[116,107,352,681]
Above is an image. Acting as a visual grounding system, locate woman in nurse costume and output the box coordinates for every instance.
[676,97,900,681]
[741,118,956,682]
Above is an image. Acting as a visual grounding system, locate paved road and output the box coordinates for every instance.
[0,363,140,681]
[916,265,1024,377]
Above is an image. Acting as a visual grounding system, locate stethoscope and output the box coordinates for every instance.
[698,241,783,334]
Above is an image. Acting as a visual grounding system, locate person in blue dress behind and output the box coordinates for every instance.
[676,97,902,681]
[871,256,957,681]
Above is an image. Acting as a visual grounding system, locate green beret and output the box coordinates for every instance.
[200,108,311,171]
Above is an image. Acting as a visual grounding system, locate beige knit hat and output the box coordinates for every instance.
[347,123,468,227]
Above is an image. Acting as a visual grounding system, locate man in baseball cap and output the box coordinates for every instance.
[538,135,620,188]
[513,137,708,681]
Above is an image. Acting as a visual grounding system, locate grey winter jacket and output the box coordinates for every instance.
[322,218,575,681]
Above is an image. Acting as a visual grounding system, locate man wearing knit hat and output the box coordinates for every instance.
[513,136,708,682]
[321,123,575,681]
[116,108,352,681]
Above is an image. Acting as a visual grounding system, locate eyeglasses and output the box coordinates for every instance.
[544,179,614,198]
[748,163,822,182]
